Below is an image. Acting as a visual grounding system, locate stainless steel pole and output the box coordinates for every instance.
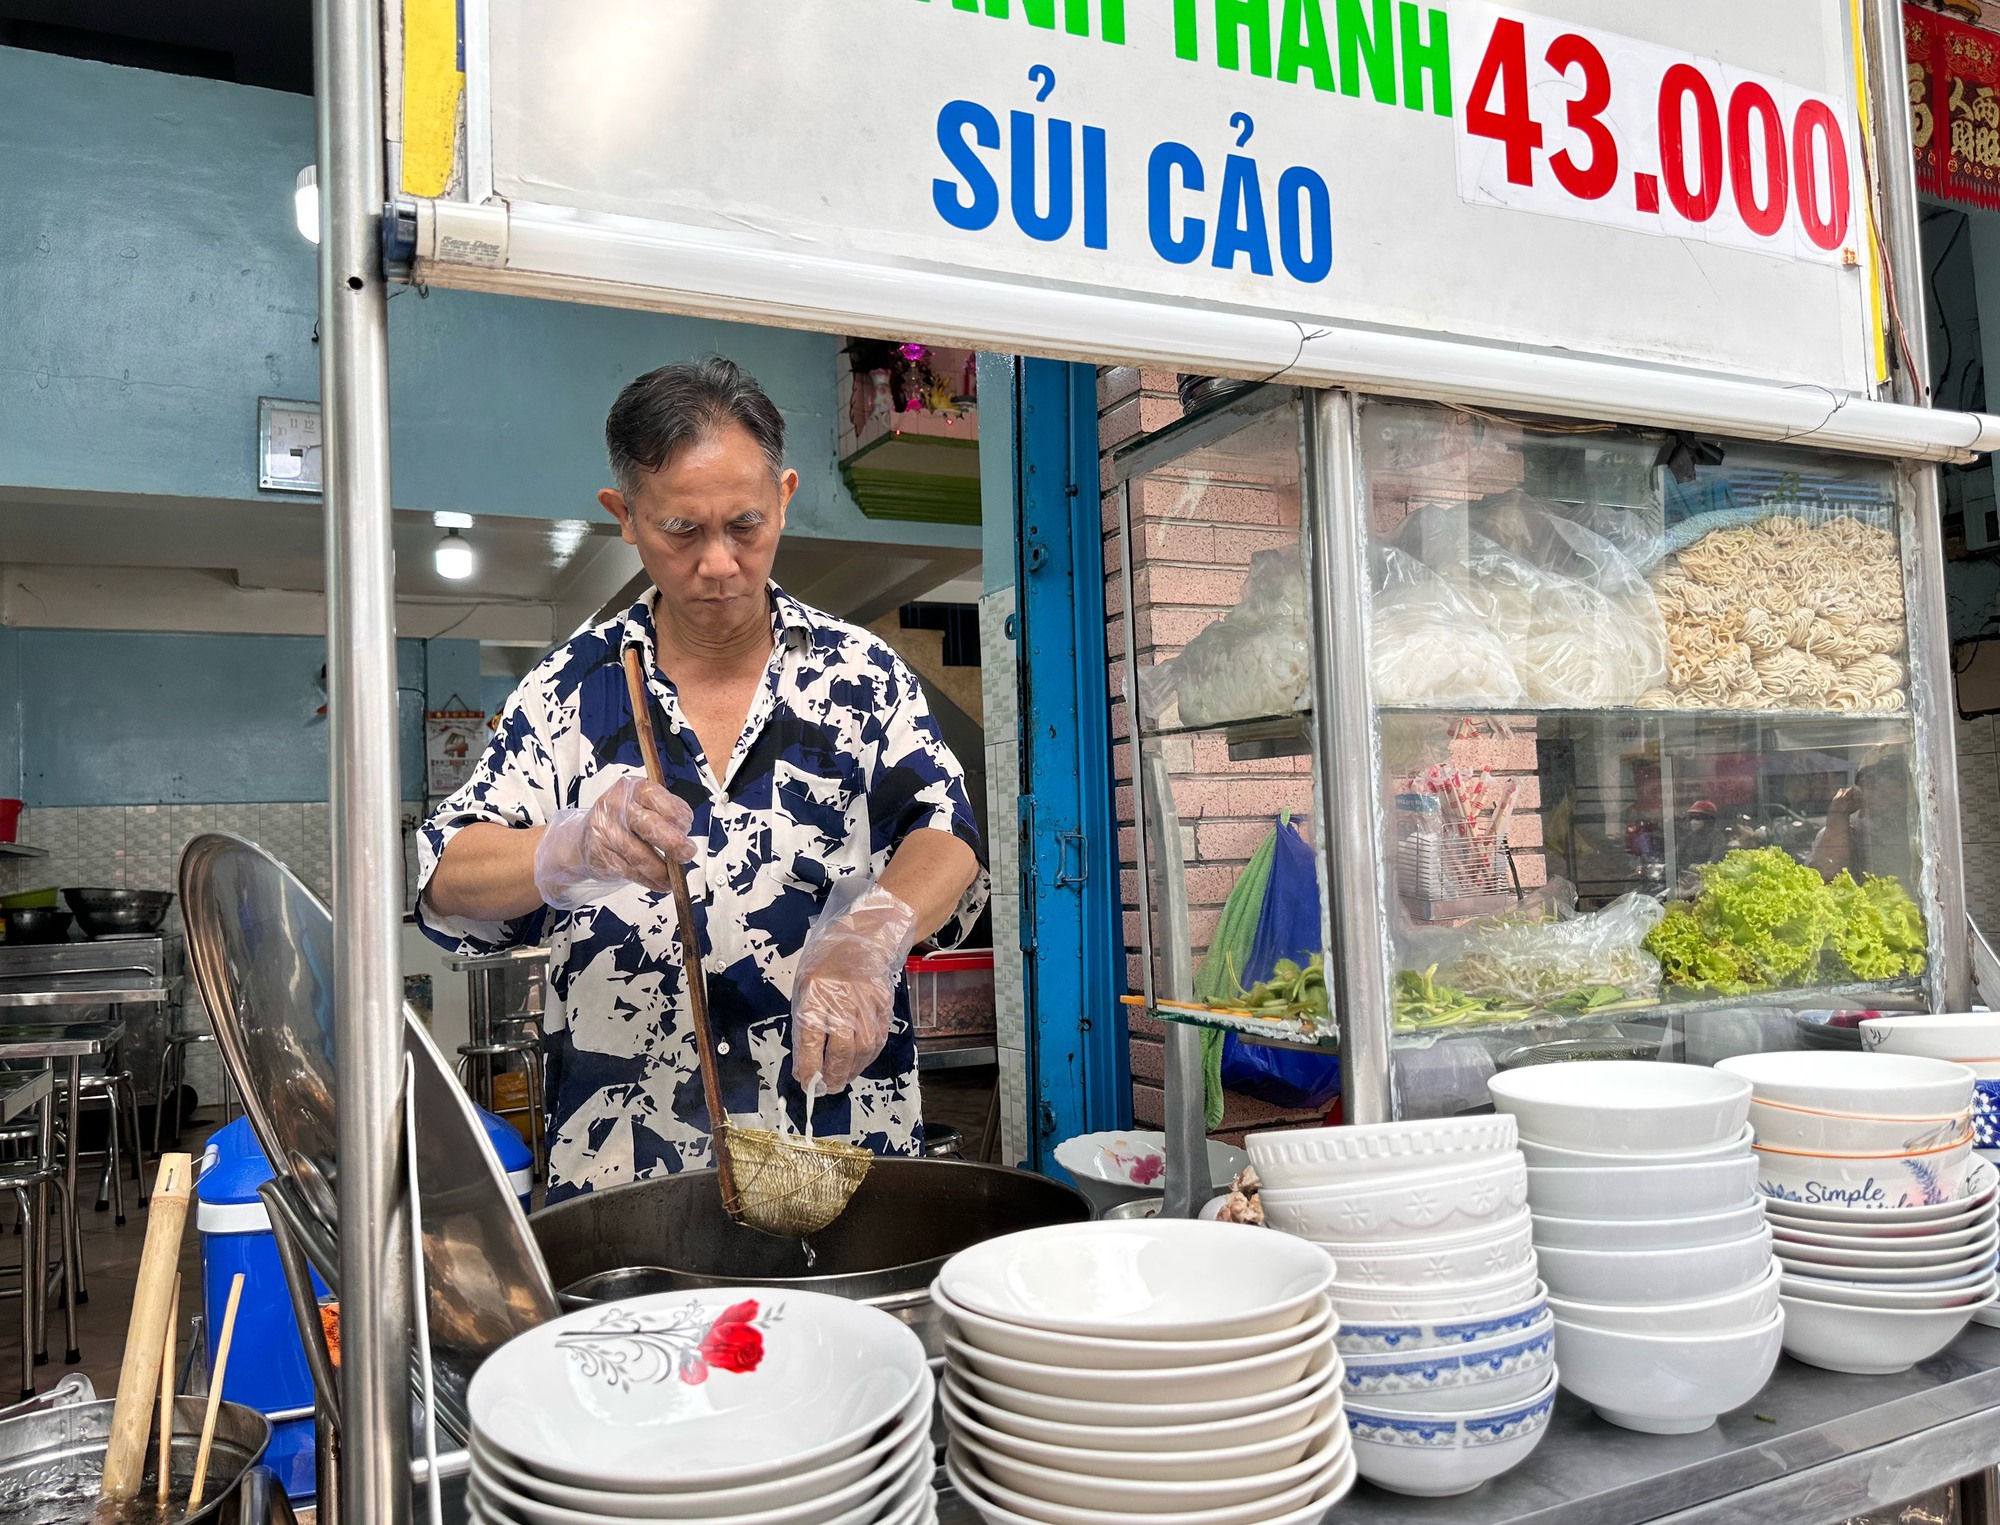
[1864,0,1972,1013]
[314,0,411,1515]
[1305,390,1397,1124]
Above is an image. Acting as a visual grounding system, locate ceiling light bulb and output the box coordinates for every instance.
[295,166,320,245]
[435,529,475,580]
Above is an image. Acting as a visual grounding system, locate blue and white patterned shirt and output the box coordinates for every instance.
[416,586,988,1203]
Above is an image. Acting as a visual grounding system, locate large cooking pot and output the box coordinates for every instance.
[531,1158,1089,1356]
[0,1395,274,1523]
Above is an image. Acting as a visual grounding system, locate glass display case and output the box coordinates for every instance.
[1110,386,1965,1169]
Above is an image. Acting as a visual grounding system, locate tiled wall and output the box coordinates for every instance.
[980,585,1030,1166]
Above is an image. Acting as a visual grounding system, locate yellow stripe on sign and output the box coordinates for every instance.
[402,0,464,198]
[1851,0,1890,388]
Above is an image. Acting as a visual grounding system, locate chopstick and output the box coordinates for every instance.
[158,1273,178,1509]
[186,1272,244,1513]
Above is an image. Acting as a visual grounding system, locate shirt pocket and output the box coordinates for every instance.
[772,759,869,887]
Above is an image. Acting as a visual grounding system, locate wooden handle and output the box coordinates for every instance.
[158,1273,179,1509]
[186,1272,244,1513]
[622,646,739,1218]
[100,1153,193,1502]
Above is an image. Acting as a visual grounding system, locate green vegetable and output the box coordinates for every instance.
[1393,966,1531,1031]
[1644,847,1928,993]
[1217,952,1331,1025]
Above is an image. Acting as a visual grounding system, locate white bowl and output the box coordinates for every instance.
[1545,1260,1782,1335]
[1334,1286,1549,1357]
[1344,1372,1557,1497]
[1773,1221,1997,1266]
[947,1425,1349,1518]
[1749,1098,1971,1155]
[1517,1125,1754,1171]
[1755,1133,1974,1213]
[1761,1155,1997,1227]
[1342,1314,1554,1413]
[1258,1155,1527,1244]
[1776,1244,1996,1284]
[1052,1132,1249,1216]
[1525,1155,1759,1221]
[1319,1212,1535,1289]
[933,1284,1331,1370]
[1333,1267,1543,1324]
[1246,1117,1518,1186]
[945,1342,1338,1430]
[1537,1229,1773,1305]
[1780,1268,1996,1309]
[469,1373,930,1518]
[937,1221,1334,1341]
[1717,1051,1975,1119]
[1780,1289,1987,1374]
[943,1449,1356,1525]
[944,1329,1327,1404]
[1530,1201,1765,1251]
[472,1430,930,1525]
[940,1366,1340,1454]
[467,1289,928,1493]
[1551,1309,1784,1434]
[940,1385,1344,1483]
[1772,1210,1996,1252]
[1859,1014,2000,1061]
[1488,1061,1752,1153]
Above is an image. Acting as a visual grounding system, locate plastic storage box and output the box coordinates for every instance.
[906,948,996,1037]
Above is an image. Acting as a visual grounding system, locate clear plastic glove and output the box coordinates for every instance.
[791,879,920,1095]
[533,775,696,909]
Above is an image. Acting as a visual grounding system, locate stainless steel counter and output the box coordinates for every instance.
[933,1328,2000,1525]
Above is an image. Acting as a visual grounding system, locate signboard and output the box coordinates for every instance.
[455,0,1871,390]
[425,707,487,798]
[1907,4,2000,215]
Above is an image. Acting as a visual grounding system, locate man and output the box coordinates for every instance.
[418,358,987,1203]
[1810,751,1917,889]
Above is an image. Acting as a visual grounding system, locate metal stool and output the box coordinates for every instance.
[155,1002,240,1153]
[0,1070,78,1393]
[451,947,550,1178]
[55,1051,148,1226]
[456,1021,545,1178]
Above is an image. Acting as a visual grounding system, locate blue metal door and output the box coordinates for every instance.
[1012,358,1127,1167]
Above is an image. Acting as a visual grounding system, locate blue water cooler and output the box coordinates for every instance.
[196,1108,535,1502]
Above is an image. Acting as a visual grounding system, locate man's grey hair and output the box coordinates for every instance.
[605,356,786,497]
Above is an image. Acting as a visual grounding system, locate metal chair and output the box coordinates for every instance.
[58,1050,148,1225]
[0,1071,78,1394]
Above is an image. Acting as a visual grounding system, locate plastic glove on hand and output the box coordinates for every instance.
[533,775,696,909]
[792,880,921,1095]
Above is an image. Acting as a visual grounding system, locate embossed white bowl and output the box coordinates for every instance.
[938,1220,1334,1341]
[1551,1309,1783,1435]
[1344,1372,1557,1497]
[1488,1061,1752,1152]
[945,1342,1338,1429]
[1525,1155,1759,1221]
[1259,1155,1527,1245]
[1341,1313,1554,1414]
[1517,1125,1753,1170]
[1332,1267,1543,1324]
[1317,1211,1534,1289]
[467,1288,927,1492]
[932,1283,1333,1370]
[1530,1201,1766,1251]
[1246,1117,1518,1187]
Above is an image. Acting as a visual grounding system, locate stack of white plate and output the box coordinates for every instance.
[1490,1061,1782,1436]
[934,1220,1351,1525]
[465,1289,935,1525]
[1247,1118,1557,1496]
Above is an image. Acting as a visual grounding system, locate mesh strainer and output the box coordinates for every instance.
[622,647,872,1237]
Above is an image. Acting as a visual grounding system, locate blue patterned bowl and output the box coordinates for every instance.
[1345,1372,1557,1497]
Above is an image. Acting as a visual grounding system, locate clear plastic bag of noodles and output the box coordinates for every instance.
[1137,548,1312,728]
[1369,546,1527,706]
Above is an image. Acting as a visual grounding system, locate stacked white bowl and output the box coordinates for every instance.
[1489,1060,1782,1436]
[1718,1049,1998,1373]
[934,1220,1350,1525]
[465,1289,936,1525]
[1052,1130,1250,1217]
[1246,1118,1557,1497]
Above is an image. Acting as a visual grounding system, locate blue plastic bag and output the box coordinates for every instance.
[1219,818,1342,1113]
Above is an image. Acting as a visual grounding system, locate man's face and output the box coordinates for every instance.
[598,423,798,641]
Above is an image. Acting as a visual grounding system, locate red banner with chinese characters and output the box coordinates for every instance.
[1909,4,2000,213]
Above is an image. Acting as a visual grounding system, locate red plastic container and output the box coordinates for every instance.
[0,800,19,844]
[906,948,996,1037]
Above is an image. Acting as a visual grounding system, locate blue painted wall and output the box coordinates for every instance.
[14,629,437,806]
[0,629,20,801]
[0,45,977,549]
